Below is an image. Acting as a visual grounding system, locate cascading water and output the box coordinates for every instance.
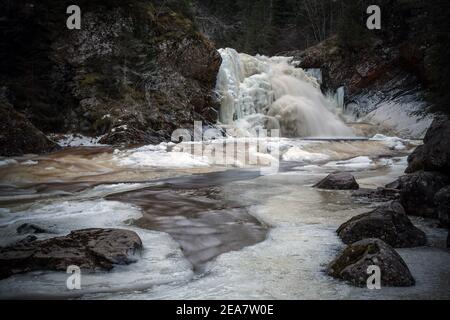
[215,48,354,138]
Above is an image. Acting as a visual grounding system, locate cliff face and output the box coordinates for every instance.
[281,1,436,138]
[0,0,221,154]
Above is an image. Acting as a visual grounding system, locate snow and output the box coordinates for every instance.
[370,134,407,150]
[21,160,38,166]
[363,101,433,139]
[113,143,211,168]
[52,134,107,147]
[324,156,375,170]
[282,146,330,162]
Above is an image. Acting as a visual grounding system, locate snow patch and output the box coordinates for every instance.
[113,143,210,168]
[324,156,375,171]
[52,134,107,147]
[282,146,330,162]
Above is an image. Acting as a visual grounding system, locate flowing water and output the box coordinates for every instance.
[0,49,449,299]
[215,48,353,137]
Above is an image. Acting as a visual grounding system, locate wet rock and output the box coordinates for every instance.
[337,201,427,248]
[0,228,142,280]
[435,186,450,228]
[352,187,400,204]
[16,223,48,235]
[327,238,415,287]
[386,171,450,218]
[406,116,450,175]
[0,102,59,156]
[314,172,359,190]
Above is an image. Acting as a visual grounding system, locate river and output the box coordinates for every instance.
[0,49,448,299]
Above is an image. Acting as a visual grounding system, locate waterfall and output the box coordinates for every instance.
[215,48,354,138]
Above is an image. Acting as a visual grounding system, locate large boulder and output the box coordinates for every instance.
[327,238,415,287]
[0,228,142,279]
[16,223,48,235]
[337,201,427,248]
[386,171,450,218]
[0,103,58,156]
[314,172,359,190]
[435,186,450,228]
[406,116,450,175]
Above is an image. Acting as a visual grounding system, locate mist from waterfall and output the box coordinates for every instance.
[215,48,354,138]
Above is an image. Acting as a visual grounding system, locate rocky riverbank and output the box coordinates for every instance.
[323,116,450,287]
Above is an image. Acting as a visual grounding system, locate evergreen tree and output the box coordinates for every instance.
[337,0,371,49]
[428,0,450,113]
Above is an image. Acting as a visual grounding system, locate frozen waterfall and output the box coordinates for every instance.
[215,48,354,138]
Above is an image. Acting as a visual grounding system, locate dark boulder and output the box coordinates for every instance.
[406,116,450,175]
[0,228,142,280]
[386,171,450,218]
[337,201,427,248]
[314,172,359,190]
[16,223,48,235]
[327,238,415,287]
[0,103,59,156]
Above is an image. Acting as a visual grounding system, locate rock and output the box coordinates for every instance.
[406,116,450,175]
[0,103,59,156]
[435,186,450,228]
[386,171,450,218]
[337,201,427,248]
[352,187,400,204]
[314,172,359,190]
[285,35,403,97]
[16,223,48,235]
[0,228,142,280]
[327,238,415,287]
